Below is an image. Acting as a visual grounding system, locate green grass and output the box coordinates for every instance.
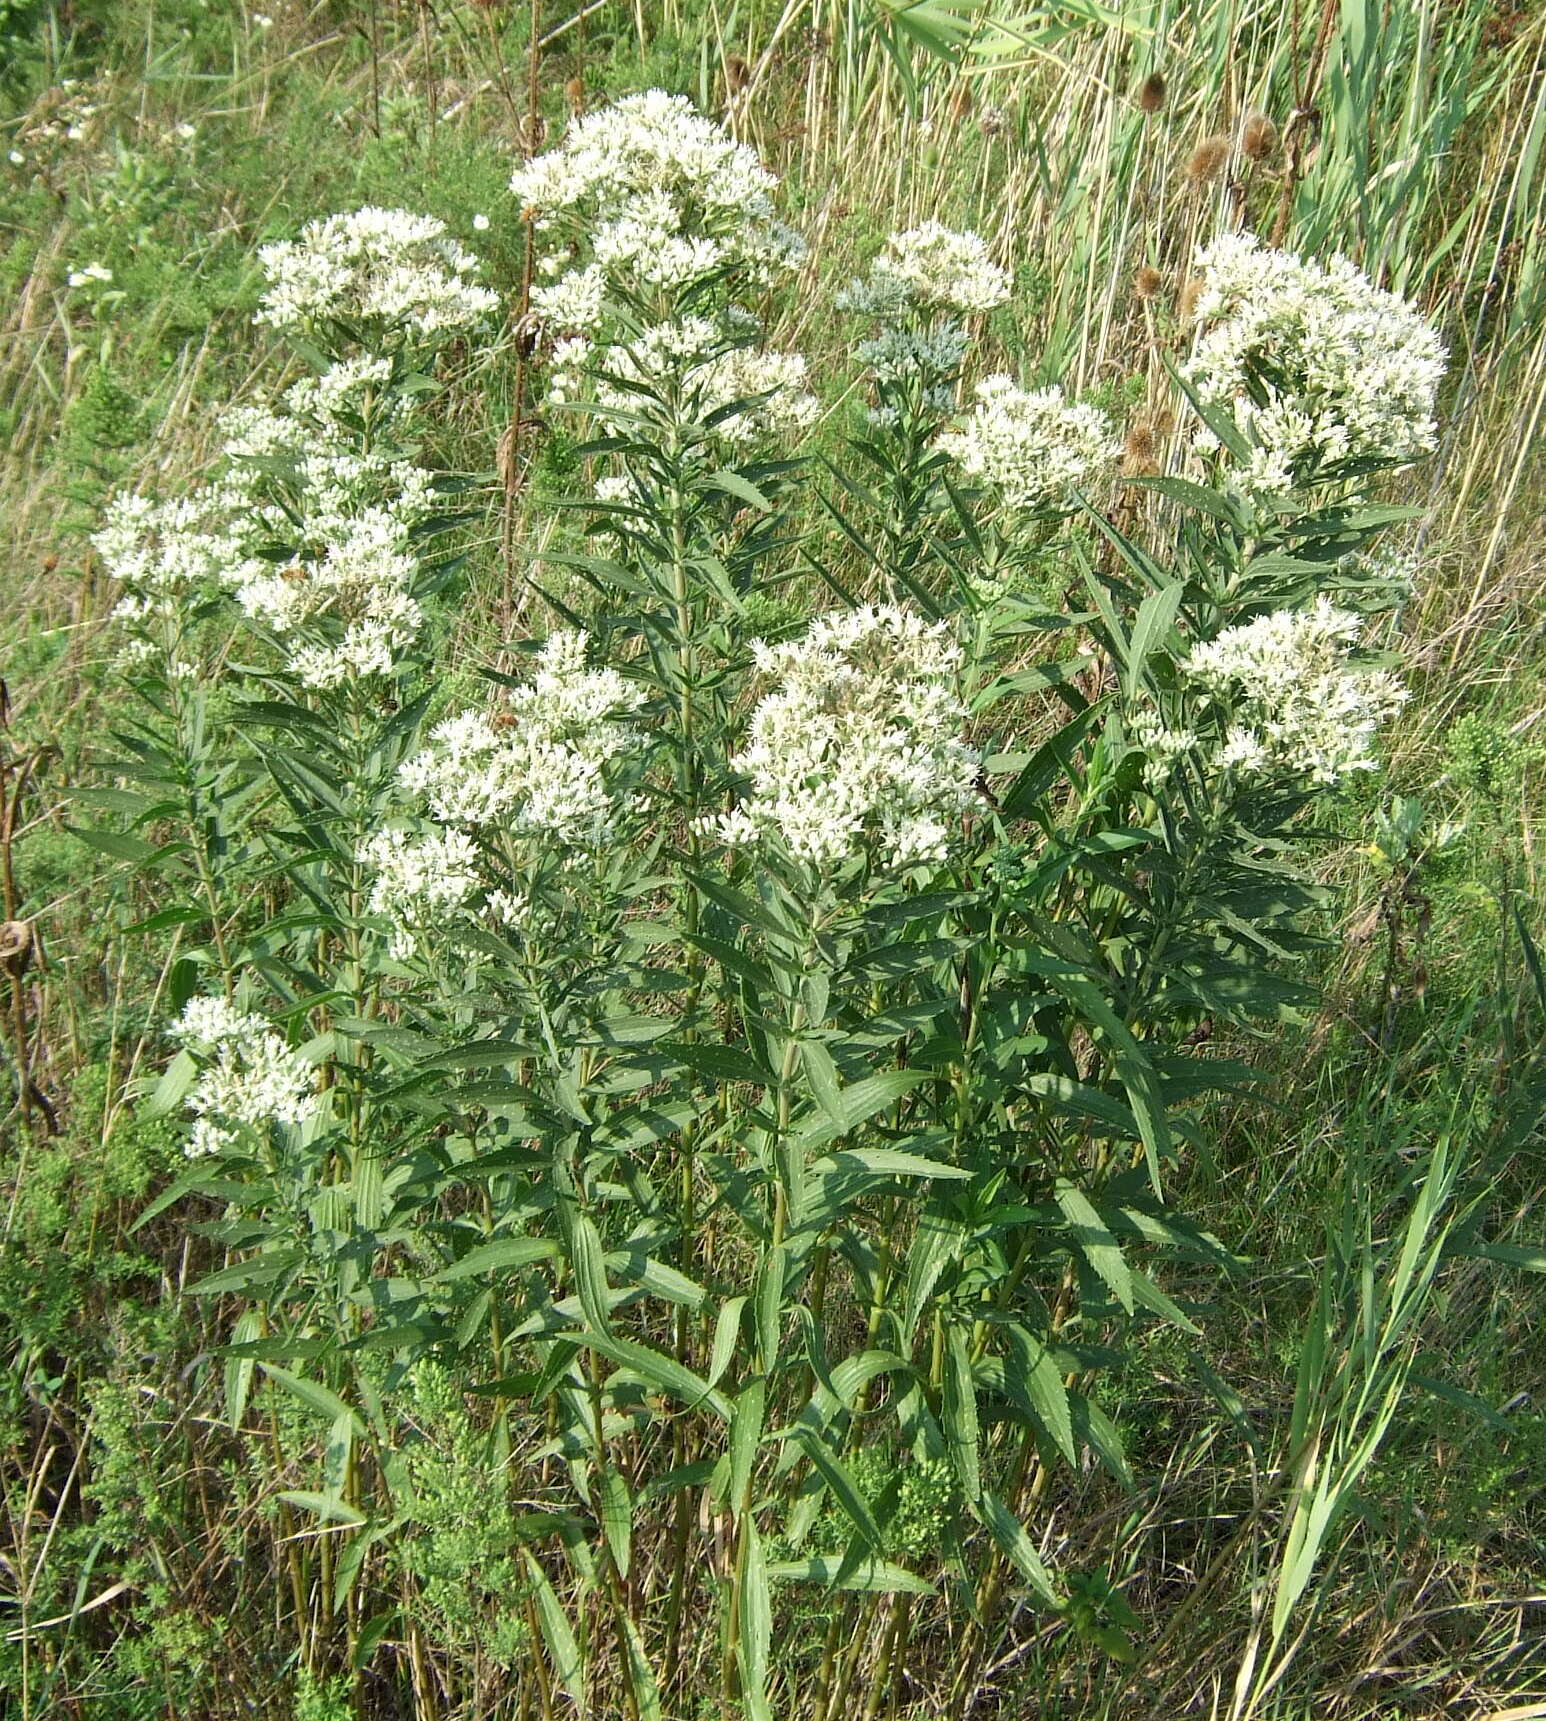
[3,1,1546,1717]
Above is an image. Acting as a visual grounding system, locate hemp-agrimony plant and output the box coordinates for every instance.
[81,89,1447,1719]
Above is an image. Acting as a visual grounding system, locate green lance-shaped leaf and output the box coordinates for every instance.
[224,1308,264,1430]
[597,1468,632,1580]
[524,1552,590,1718]
[768,1556,936,1594]
[573,1332,733,1422]
[730,1378,766,1521]
[1122,578,1186,700]
[976,1489,1063,1610]
[943,1325,982,1504]
[738,1518,774,1721]
[1055,1180,1134,1314]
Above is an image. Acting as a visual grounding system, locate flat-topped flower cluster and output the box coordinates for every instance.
[512,90,804,306]
[362,632,645,954]
[256,206,498,337]
[715,606,980,870]
[1184,232,1446,502]
[97,350,444,688]
[939,377,1119,514]
[1138,597,1409,790]
[174,996,317,1159]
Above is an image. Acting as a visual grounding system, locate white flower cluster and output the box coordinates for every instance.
[938,377,1118,513]
[398,631,644,844]
[102,357,443,686]
[255,206,498,337]
[511,91,804,311]
[716,606,980,869]
[1184,233,1445,502]
[174,995,316,1158]
[229,506,426,690]
[360,825,487,959]
[843,223,1010,319]
[557,317,818,445]
[1181,596,1408,785]
[362,633,643,955]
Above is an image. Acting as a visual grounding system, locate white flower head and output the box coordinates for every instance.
[173,996,316,1158]
[1182,596,1408,785]
[716,605,980,870]
[939,377,1119,513]
[256,206,498,337]
[856,223,1010,317]
[1183,232,1446,501]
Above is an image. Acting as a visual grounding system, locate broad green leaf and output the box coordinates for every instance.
[768,1556,935,1594]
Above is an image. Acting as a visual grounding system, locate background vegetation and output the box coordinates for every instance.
[2,0,1545,1717]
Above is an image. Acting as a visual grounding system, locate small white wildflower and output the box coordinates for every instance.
[173,995,315,1158]
[472,212,490,231]
[939,377,1119,513]
[8,151,24,166]
[1182,596,1408,785]
[715,605,980,870]
[252,12,274,27]
[175,122,197,141]
[256,206,498,337]
[1183,232,1446,500]
[67,262,113,288]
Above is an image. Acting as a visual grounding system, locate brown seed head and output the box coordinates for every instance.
[725,54,750,93]
[1178,277,1204,320]
[1133,265,1164,302]
[978,103,1008,137]
[1154,408,1177,438]
[41,553,59,574]
[1137,72,1166,114]
[565,76,586,114]
[1186,134,1230,183]
[949,81,974,123]
[1124,421,1157,468]
[1241,112,1279,161]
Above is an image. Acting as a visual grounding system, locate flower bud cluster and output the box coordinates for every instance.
[716,606,980,870]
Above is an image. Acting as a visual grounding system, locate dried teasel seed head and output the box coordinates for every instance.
[949,81,974,123]
[0,921,34,979]
[1137,72,1167,114]
[1123,422,1159,475]
[1154,408,1177,438]
[1133,265,1164,302]
[1186,134,1231,183]
[1241,112,1279,160]
[564,76,586,114]
[1177,277,1204,320]
[978,102,1008,137]
[725,54,750,93]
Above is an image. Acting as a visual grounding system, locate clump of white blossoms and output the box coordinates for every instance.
[1180,596,1408,785]
[359,825,487,960]
[396,630,645,846]
[174,995,317,1159]
[511,91,804,311]
[843,224,1010,320]
[555,316,818,445]
[255,206,498,337]
[939,377,1119,513]
[716,605,980,870]
[1184,232,1446,502]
